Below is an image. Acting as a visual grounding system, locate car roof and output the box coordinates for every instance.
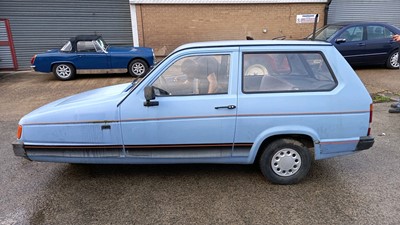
[66,35,103,52]
[328,21,394,26]
[173,40,332,53]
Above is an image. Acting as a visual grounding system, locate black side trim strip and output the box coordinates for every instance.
[25,145,123,158]
[124,143,252,149]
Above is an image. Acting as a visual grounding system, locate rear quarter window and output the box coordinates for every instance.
[242,52,337,93]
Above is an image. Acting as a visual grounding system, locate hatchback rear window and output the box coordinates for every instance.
[242,52,337,93]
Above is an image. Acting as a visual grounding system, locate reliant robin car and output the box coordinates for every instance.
[14,40,374,184]
[31,35,156,80]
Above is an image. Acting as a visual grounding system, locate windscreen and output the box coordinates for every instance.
[308,25,343,41]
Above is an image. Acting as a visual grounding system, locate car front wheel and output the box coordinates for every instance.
[259,139,311,185]
[128,59,148,77]
[386,50,399,69]
[53,63,75,80]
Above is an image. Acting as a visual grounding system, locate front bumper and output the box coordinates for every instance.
[12,141,29,159]
[356,136,374,151]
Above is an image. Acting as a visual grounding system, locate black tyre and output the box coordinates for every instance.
[259,139,311,185]
[386,50,399,69]
[52,63,75,81]
[128,59,149,77]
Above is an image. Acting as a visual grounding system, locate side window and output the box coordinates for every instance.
[243,52,336,93]
[367,25,394,40]
[152,54,230,96]
[77,41,96,52]
[339,26,363,41]
[61,41,72,52]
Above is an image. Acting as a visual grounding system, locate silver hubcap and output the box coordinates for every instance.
[390,52,399,68]
[131,62,145,75]
[271,148,301,177]
[56,64,71,78]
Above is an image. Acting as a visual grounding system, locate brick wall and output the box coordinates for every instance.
[135,3,326,56]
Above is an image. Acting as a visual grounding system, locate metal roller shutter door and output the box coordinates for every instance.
[0,0,133,69]
[328,0,400,28]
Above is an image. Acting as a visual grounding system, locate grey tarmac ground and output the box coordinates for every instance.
[0,68,399,225]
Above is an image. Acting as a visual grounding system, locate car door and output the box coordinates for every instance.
[73,40,109,70]
[365,25,397,64]
[235,46,339,162]
[119,48,239,161]
[333,25,366,65]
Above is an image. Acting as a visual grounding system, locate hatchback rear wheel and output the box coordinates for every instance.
[259,139,311,184]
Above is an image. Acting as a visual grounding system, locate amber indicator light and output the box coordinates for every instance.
[17,125,22,139]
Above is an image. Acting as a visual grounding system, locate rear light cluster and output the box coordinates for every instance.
[30,55,36,65]
[368,104,373,136]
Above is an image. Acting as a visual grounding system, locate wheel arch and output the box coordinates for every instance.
[127,57,150,69]
[51,61,76,71]
[247,126,319,164]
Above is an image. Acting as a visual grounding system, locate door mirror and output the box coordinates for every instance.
[144,86,155,101]
[144,86,159,107]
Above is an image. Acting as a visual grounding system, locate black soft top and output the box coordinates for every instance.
[69,35,101,42]
[67,35,102,52]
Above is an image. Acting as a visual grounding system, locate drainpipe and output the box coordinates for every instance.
[324,0,333,25]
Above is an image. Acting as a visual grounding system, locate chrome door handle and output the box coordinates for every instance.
[215,105,236,109]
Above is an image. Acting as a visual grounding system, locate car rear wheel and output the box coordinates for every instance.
[53,63,75,80]
[386,50,399,69]
[128,59,148,78]
[259,139,311,185]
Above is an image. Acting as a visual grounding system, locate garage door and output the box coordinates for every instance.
[0,0,133,69]
[328,0,400,28]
